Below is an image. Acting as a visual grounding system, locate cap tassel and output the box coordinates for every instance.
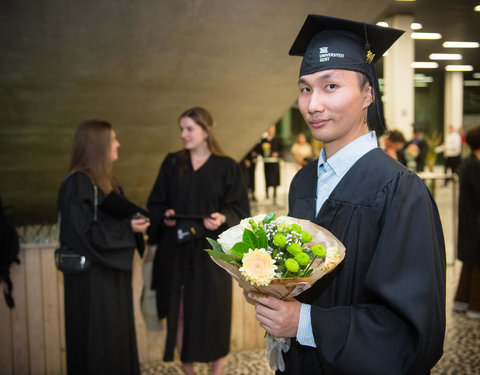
[363,23,375,64]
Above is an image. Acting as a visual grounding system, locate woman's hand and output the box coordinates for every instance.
[163,209,176,227]
[131,218,150,233]
[203,212,226,231]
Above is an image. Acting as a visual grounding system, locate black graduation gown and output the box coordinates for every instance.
[57,171,140,375]
[256,137,283,187]
[147,152,250,362]
[457,154,480,265]
[284,149,446,375]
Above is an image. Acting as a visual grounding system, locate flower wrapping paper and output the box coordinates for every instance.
[211,217,345,301]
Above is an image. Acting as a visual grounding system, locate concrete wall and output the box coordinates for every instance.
[0,0,392,222]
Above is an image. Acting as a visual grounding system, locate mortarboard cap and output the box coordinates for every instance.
[289,14,404,135]
[289,14,404,77]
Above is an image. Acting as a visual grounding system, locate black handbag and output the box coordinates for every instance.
[54,173,97,273]
[54,246,91,273]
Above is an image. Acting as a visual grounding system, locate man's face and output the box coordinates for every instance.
[297,69,372,156]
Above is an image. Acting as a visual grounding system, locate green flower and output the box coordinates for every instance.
[277,223,286,233]
[285,258,300,273]
[311,244,326,257]
[286,243,302,256]
[287,223,302,233]
[294,252,310,267]
[273,233,287,248]
[300,230,312,243]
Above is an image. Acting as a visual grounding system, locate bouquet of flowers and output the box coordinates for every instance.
[204,212,345,370]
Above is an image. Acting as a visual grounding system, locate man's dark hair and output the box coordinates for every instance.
[466,124,480,151]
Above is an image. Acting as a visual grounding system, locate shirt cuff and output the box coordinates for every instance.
[296,303,316,347]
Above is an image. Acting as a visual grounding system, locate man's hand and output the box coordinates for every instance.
[248,292,301,338]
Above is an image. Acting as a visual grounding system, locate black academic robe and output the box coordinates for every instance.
[57,171,140,375]
[284,149,446,375]
[457,154,480,265]
[147,152,250,362]
[256,137,283,187]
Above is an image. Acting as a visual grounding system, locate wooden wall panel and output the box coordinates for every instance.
[1,244,267,374]
[40,250,62,375]
[24,248,46,375]
[10,250,29,375]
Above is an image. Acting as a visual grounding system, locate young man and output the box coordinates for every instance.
[247,14,446,374]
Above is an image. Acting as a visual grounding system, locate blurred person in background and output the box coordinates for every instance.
[57,119,149,375]
[291,132,314,169]
[453,124,480,320]
[147,107,250,375]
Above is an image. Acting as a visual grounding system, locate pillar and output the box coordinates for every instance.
[444,71,464,132]
[383,15,415,139]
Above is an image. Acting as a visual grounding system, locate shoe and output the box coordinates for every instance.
[453,301,469,313]
[466,310,480,320]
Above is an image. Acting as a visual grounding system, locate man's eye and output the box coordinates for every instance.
[300,87,311,93]
[326,84,336,90]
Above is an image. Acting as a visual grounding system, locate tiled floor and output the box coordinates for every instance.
[142,165,480,374]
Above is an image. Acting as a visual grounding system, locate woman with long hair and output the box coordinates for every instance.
[147,107,250,375]
[57,119,149,375]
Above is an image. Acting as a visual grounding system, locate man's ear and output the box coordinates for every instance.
[363,86,374,108]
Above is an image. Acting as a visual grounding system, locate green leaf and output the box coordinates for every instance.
[206,237,225,253]
[243,229,260,249]
[204,248,236,263]
[231,241,250,259]
[257,230,268,249]
[263,212,276,223]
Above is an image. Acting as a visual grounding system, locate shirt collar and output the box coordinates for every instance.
[318,131,378,177]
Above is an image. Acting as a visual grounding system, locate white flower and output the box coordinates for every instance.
[239,214,266,230]
[217,225,244,254]
[321,246,340,271]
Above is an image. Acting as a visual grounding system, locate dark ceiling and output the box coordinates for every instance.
[378,0,480,77]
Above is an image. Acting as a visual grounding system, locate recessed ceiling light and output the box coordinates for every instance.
[443,41,480,48]
[429,53,462,60]
[414,74,434,83]
[464,80,480,86]
[411,32,442,40]
[473,73,480,79]
[445,65,473,72]
[377,21,389,27]
[475,5,480,11]
[411,62,439,69]
[411,23,423,30]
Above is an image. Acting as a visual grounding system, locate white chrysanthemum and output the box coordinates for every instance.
[239,248,277,286]
[321,246,340,271]
[217,225,245,254]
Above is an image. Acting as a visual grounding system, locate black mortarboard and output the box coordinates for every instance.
[289,14,404,135]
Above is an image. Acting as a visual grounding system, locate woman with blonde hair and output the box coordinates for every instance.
[148,107,250,374]
[57,119,149,375]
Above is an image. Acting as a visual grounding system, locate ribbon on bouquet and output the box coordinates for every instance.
[265,333,291,372]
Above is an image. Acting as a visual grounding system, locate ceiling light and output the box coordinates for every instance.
[411,32,442,40]
[443,41,480,48]
[429,53,462,60]
[411,23,423,30]
[464,80,480,86]
[415,82,429,87]
[414,74,434,83]
[475,5,480,11]
[377,21,389,27]
[445,65,473,71]
[411,62,439,69]
[473,73,480,79]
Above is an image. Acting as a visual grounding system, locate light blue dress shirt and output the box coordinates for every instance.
[296,131,378,347]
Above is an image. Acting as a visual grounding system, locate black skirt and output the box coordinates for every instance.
[64,262,140,375]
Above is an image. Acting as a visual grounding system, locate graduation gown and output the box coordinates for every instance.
[457,154,480,265]
[57,171,140,375]
[256,137,283,187]
[147,152,250,362]
[284,149,446,375]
